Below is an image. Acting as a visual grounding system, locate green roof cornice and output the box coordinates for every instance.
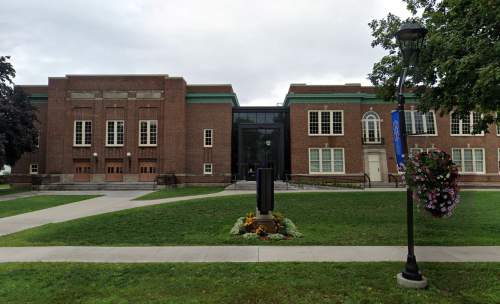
[185,93,240,107]
[28,93,48,104]
[283,93,417,106]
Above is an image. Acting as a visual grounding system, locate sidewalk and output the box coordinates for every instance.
[0,246,499,263]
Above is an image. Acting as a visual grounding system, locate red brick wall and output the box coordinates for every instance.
[290,103,364,175]
[185,103,233,175]
[186,85,234,93]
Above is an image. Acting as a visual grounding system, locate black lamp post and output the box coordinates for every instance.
[395,20,428,282]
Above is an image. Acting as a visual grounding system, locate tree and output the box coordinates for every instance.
[0,56,39,169]
[368,0,500,134]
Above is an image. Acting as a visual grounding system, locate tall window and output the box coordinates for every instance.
[309,111,343,135]
[139,120,157,146]
[204,129,212,147]
[204,163,212,174]
[404,111,437,135]
[452,148,485,173]
[362,111,381,143]
[451,112,483,135]
[30,164,38,174]
[309,148,344,174]
[74,121,92,146]
[107,121,124,146]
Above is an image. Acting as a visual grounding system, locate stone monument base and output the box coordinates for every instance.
[256,208,273,221]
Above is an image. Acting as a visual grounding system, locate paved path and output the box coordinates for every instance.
[0,188,499,264]
[0,246,499,263]
[0,188,412,237]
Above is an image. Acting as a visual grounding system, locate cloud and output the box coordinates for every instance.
[2,0,414,105]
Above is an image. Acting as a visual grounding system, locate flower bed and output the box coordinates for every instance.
[397,150,460,218]
[230,211,302,240]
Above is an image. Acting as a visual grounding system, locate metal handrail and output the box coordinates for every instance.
[364,174,371,188]
[222,174,238,189]
[286,174,364,190]
[388,174,399,188]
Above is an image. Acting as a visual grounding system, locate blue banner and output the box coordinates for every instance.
[392,111,404,164]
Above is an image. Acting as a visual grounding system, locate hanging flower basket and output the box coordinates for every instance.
[397,150,460,218]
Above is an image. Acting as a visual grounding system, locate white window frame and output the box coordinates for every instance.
[30,164,38,174]
[308,110,344,136]
[74,120,92,147]
[404,110,437,136]
[498,149,500,173]
[204,163,212,174]
[427,148,437,153]
[452,148,485,174]
[308,148,345,174]
[362,111,382,143]
[204,129,213,147]
[450,112,484,136]
[410,148,423,154]
[139,120,157,147]
[106,120,124,147]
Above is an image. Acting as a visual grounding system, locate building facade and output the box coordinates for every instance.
[11,75,500,186]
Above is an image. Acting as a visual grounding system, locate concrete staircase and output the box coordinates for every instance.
[225,181,297,191]
[34,182,157,191]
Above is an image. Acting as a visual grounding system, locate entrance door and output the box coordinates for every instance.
[139,161,157,182]
[106,161,123,182]
[74,162,91,182]
[368,154,381,182]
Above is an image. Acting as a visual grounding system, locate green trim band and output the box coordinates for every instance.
[28,94,48,104]
[185,93,240,107]
[283,93,417,106]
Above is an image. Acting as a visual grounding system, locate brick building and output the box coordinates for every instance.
[11,76,500,187]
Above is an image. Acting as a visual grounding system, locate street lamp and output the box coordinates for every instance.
[395,20,428,286]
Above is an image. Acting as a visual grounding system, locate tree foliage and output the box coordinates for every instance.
[0,56,39,169]
[369,0,500,134]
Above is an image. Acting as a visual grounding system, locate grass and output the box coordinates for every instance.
[0,191,498,247]
[0,188,31,196]
[0,184,9,189]
[0,195,102,219]
[0,262,498,303]
[132,186,225,200]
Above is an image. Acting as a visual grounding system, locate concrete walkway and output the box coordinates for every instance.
[0,188,499,264]
[0,246,499,263]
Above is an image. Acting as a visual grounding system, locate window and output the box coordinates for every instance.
[427,148,437,153]
[204,129,212,147]
[451,112,483,135]
[139,120,157,146]
[107,121,124,146]
[452,148,485,173]
[30,164,38,174]
[74,121,92,146]
[204,163,212,174]
[309,148,344,174]
[410,148,423,154]
[404,111,437,135]
[35,130,39,148]
[309,111,343,135]
[362,111,381,143]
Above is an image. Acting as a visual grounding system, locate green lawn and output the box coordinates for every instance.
[0,262,498,303]
[0,195,101,219]
[0,184,9,189]
[0,191,497,247]
[0,188,31,197]
[132,186,225,200]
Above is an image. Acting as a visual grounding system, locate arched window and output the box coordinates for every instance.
[362,111,381,143]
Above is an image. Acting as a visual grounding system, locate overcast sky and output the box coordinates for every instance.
[2,0,414,106]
